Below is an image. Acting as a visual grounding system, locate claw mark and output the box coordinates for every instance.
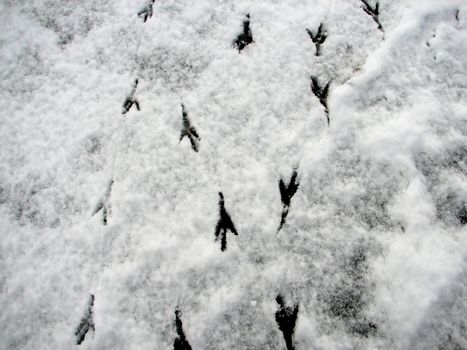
[275,295,299,350]
[361,0,384,32]
[122,79,141,115]
[75,294,95,345]
[278,169,299,232]
[306,23,327,56]
[179,104,201,152]
[138,0,155,22]
[92,179,114,225]
[234,14,254,52]
[310,76,331,126]
[426,31,436,47]
[174,308,192,350]
[214,192,238,252]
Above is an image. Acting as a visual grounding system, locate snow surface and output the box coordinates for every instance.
[0,0,466,349]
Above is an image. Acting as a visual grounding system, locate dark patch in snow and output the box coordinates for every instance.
[7,175,59,228]
[275,295,299,350]
[0,186,5,205]
[30,1,111,47]
[323,245,377,337]
[446,146,467,173]
[122,79,140,115]
[92,179,114,225]
[136,48,207,91]
[426,31,436,48]
[174,308,192,350]
[456,204,467,226]
[234,14,254,52]
[179,104,200,152]
[75,294,95,345]
[415,145,467,227]
[361,0,384,33]
[138,0,155,23]
[214,192,238,252]
[84,135,101,154]
[306,23,327,56]
[278,168,299,232]
[310,76,330,126]
[437,193,467,227]
[409,267,467,349]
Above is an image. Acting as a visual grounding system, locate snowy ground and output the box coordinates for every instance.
[1,0,466,349]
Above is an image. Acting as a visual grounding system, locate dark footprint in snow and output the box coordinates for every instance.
[92,179,114,225]
[179,104,200,152]
[456,203,467,226]
[275,295,299,350]
[426,31,436,48]
[278,169,299,233]
[138,0,155,22]
[306,23,327,56]
[214,192,238,252]
[310,76,330,126]
[361,0,384,33]
[234,14,254,52]
[75,294,95,345]
[122,79,141,115]
[174,308,192,350]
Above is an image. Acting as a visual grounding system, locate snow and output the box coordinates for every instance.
[0,0,466,349]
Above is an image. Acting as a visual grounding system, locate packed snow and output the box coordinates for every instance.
[0,0,466,349]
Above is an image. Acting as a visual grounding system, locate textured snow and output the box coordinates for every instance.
[0,0,466,349]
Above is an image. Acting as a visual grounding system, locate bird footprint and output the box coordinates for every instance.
[174,308,192,350]
[306,23,327,56]
[179,104,201,152]
[122,79,141,115]
[75,294,95,345]
[361,0,384,32]
[275,295,299,350]
[278,169,299,232]
[214,192,238,251]
[310,76,331,126]
[138,0,155,23]
[234,14,254,52]
[92,179,114,225]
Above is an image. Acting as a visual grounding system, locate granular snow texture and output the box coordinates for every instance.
[0,0,466,349]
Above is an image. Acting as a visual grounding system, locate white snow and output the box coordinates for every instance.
[0,0,466,349]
